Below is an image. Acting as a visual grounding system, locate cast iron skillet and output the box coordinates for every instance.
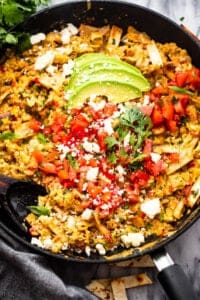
[0,1,199,299]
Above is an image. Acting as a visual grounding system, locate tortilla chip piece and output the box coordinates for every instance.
[114,254,154,268]
[86,273,152,300]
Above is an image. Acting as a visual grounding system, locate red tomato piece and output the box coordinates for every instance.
[140,105,154,116]
[175,71,188,87]
[130,170,150,187]
[151,104,164,125]
[29,119,42,132]
[39,162,57,174]
[162,98,174,121]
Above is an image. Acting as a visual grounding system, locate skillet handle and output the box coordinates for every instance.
[153,249,198,300]
[158,264,198,300]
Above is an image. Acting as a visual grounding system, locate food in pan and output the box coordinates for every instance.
[0,23,199,256]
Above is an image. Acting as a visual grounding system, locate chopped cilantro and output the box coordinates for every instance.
[169,86,194,96]
[179,16,185,22]
[0,131,16,140]
[105,136,118,149]
[0,0,50,50]
[119,106,152,152]
[67,153,78,169]
[107,152,117,164]
[27,205,50,216]
[37,133,47,144]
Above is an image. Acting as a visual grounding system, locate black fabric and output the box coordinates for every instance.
[0,220,99,300]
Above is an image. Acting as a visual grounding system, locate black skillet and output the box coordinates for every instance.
[0,1,199,299]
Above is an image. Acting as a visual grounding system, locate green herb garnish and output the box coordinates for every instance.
[119,106,152,150]
[37,133,47,144]
[67,153,78,169]
[169,86,194,96]
[105,136,118,149]
[0,0,50,50]
[27,205,50,216]
[0,131,16,140]
[107,152,117,164]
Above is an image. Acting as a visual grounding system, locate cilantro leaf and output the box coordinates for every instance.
[0,0,50,50]
[169,86,194,96]
[0,131,16,140]
[27,205,50,216]
[119,106,152,150]
[105,136,118,149]
[67,153,78,169]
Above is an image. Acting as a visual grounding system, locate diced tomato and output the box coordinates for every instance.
[103,103,117,117]
[51,114,66,134]
[130,170,149,187]
[144,158,166,177]
[125,184,140,203]
[70,113,90,139]
[87,182,102,198]
[166,119,177,132]
[88,158,99,167]
[167,153,180,163]
[186,68,200,90]
[31,150,44,164]
[143,139,153,156]
[39,162,57,174]
[183,185,192,197]
[151,104,164,125]
[140,105,154,116]
[175,72,188,87]
[97,131,108,151]
[162,98,174,121]
[29,119,42,132]
[151,86,169,96]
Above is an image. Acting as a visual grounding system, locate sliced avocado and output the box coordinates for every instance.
[67,80,141,108]
[74,53,143,77]
[68,66,150,92]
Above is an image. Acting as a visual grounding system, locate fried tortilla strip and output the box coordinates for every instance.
[107,25,123,46]
[188,177,200,207]
[86,279,113,300]
[114,255,154,268]
[153,134,198,175]
[86,273,152,300]
[111,278,127,300]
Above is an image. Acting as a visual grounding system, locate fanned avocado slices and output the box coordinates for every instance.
[68,66,150,92]
[74,53,143,76]
[67,80,141,108]
[66,53,150,108]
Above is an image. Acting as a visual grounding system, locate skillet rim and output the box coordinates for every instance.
[0,0,200,263]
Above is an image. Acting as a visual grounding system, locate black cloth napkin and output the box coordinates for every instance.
[0,219,99,300]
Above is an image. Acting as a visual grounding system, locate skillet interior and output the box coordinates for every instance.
[1,0,200,263]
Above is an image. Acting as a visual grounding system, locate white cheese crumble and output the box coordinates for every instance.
[121,232,144,248]
[61,28,71,44]
[123,131,131,147]
[46,65,57,76]
[81,208,93,220]
[43,238,53,249]
[86,167,99,182]
[82,140,100,153]
[34,50,55,70]
[85,246,91,257]
[31,237,43,248]
[103,118,114,135]
[56,144,70,161]
[141,198,161,219]
[30,33,46,45]
[67,23,79,35]
[150,152,161,163]
[62,59,75,77]
[67,216,75,229]
[89,99,106,111]
[96,243,106,255]
[143,95,150,106]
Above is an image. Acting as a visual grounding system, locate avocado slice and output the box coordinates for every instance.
[68,66,150,92]
[67,80,141,108]
[74,53,143,77]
